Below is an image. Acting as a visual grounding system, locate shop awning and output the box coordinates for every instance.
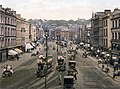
[14,48,22,54]
[8,50,18,56]
[25,43,34,50]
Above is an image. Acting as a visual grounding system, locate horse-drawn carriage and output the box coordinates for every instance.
[63,76,74,89]
[37,55,53,77]
[68,61,76,69]
[56,56,66,71]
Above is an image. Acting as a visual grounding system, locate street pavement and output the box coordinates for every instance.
[40,43,120,89]
[0,42,120,89]
[0,42,60,89]
[79,49,120,83]
[0,44,43,77]
[73,48,120,89]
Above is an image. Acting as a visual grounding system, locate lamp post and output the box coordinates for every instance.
[56,31,60,60]
[106,53,110,69]
[97,49,100,58]
[113,56,117,71]
[0,24,4,62]
[112,56,117,78]
[101,52,105,58]
[43,24,49,89]
[77,27,80,44]
[97,50,100,55]
[91,46,93,51]
[101,51,105,69]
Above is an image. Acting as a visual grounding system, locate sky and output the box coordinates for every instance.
[0,0,120,20]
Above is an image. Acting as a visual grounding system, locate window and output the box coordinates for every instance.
[106,29,108,36]
[112,21,114,28]
[11,19,12,24]
[115,32,117,39]
[119,32,120,39]
[115,20,117,27]
[106,39,108,47]
[119,20,120,27]
[106,20,108,26]
[8,28,9,36]
[5,17,7,23]
[118,45,120,50]
[112,33,114,39]
[8,39,9,46]
[103,29,104,36]
[101,21,103,27]
[104,29,106,36]
[11,28,12,36]
[104,21,105,26]
[8,18,9,24]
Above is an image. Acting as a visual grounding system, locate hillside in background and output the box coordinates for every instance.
[29,19,91,27]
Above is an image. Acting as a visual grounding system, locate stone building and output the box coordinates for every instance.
[101,10,112,51]
[16,14,26,51]
[91,12,104,48]
[0,5,17,61]
[111,8,120,64]
[30,25,36,42]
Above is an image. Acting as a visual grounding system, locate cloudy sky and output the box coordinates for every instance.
[0,0,120,20]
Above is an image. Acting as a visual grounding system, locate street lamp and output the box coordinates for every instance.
[0,24,4,62]
[56,31,60,60]
[112,56,117,78]
[101,51,105,59]
[101,51,105,69]
[43,24,49,89]
[106,53,110,69]
[97,49,100,57]
[91,47,94,50]
[97,50,100,53]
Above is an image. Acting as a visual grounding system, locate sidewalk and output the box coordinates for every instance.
[0,44,43,77]
[79,49,120,82]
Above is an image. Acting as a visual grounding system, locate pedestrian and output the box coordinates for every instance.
[16,54,19,61]
[7,65,11,71]
[102,64,104,69]
[58,74,62,85]
[74,73,77,80]
[98,58,102,65]
[36,51,39,54]
[113,72,116,78]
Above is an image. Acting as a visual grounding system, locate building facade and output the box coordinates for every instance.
[0,5,17,61]
[91,12,104,48]
[30,25,36,42]
[102,10,112,51]
[24,20,30,44]
[84,26,91,44]
[60,28,71,41]
[111,8,120,64]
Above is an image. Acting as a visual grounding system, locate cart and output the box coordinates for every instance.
[56,56,66,71]
[68,61,76,69]
[63,76,74,89]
